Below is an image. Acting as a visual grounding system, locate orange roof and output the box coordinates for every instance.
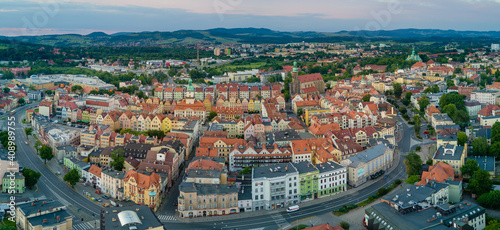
[124,170,161,189]
[187,159,224,172]
[299,73,323,83]
[426,105,441,115]
[416,162,455,185]
[88,165,102,178]
[39,101,53,107]
[195,147,218,157]
[295,100,319,107]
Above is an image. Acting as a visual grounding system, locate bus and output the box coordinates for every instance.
[287,205,300,213]
[10,110,16,116]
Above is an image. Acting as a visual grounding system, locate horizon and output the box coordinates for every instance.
[1,0,500,36]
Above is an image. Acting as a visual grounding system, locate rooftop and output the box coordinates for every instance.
[433,144,465,161]
[179,182,238,196]
[103,205,164,230]
[253,162,298,179]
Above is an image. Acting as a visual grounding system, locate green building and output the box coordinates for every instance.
[292,161,319,200]
[63,157,90,176]
[2,172,25,194]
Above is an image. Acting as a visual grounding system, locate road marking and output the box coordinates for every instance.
[271,213,289,227]
[157,214,178,222]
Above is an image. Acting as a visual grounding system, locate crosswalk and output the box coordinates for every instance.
[73,220,99,230]
[270,213,289,228]
[157,214,178,222]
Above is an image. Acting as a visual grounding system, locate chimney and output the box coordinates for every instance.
[43,219,47,223]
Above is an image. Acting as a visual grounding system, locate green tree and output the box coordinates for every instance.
[362,94,371,102]
[207,111,218,121]
[406,175,420,184]
[0,225,17,230]
[439,92,465,111]
[393,83,403,98]
[423,85,440,94]
[477,190,500,209]
[457,132,467,146]
[18,97,25,104]
[446,79,456,88]
[491,121,500,143]
[471,137,489,156]
[71,85,83,93]
[414,115,421,135]
[486,220,500,230]
[110,148,125,171]
[24,128,33,136]
[460,159,480,178]
[23,168,41,188]
[3,87,10,93]
[63,169,81,188]
[340,221,350,230]
[404,151,423,176]
[39,145,53,164]
[297,108,304,116]
[467,169,493,196]
[404,91,412,101]
[45,90,53,95]
[418,95,430,112]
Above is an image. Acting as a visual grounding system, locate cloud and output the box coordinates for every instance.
[0,9,18,12]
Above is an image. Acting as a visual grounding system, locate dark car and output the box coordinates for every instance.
[102,195,110,199]
[173,201,178,206]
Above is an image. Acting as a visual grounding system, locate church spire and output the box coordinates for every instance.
[293,61,298,73]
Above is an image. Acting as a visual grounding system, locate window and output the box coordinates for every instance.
[260,195,263,199]
[255,195,258,200]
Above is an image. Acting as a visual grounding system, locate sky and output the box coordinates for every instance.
[0,0,499,36]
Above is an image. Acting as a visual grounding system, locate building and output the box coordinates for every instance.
[470,89,499,105]
[340,143,393,187]
[431,113,455,129]
[16,199,73,230]
[292,161,319,201]
[123,170,162,211]
[63,157,90,176]
[480,116,500,126]
[465,100,482,117]
[2,171,25,194]
[416,162,462,203]
[39,100,53,117]
[100,169,126,200]
[466,156,496,179]
[316,161,347,198]
[252,163,300,211]
[432,144,467,176]
[101,205,164,230]
[178,182,239,218]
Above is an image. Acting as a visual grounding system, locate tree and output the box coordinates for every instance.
[423,85,440,94]
[478,190,500,209]
[3,87,10,93]
[23,168,41,188]
[457,132,467,146]
[404,151,423,176]
[489,142,500,158]
[45,90,53,95]
[471,137,489,156]
[460,159,480,178]
[404,91,412,101]
[418,95,430,112]
[19,97,25,104]
[25,128,33,136]
[110,148,125,171]
[339,221,350,230]
[446,79,456,88]
[207,111,217,121]
[467,169,493,196]
[39,145,53,164]
[393,83,403,98]
[491,121,500,143]
[0,226,17,230]
[414,115,421,135]
[485,220,500,230]
[71,85,83,93]
[63,169,81,188]
[406,175,420,184]
[439,92,465,111]
[362,94,371,102]
[297,108,304,116]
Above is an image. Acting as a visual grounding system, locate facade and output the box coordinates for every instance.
[316,161,346,198]
[178,182,239,218]
[251,163,300,211]
[293,161,319,201]
[432,144,467,176]
[123,170,162,211]
[2,171,25,194]
[340,143,393,187]
[100,169,126,200]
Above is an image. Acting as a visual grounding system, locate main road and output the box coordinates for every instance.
[7,105,103,219]
[6,105,411,230]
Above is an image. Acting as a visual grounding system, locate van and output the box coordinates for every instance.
[287,205,300,213]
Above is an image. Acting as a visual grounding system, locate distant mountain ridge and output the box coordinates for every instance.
[1,28,499,47]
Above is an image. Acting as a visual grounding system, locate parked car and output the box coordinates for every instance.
[102,195,110,199]
[173,201,178,206]
[25,141,28,145]
[96,198,102,202]
[431,137,436,140]
[95,190,101,195]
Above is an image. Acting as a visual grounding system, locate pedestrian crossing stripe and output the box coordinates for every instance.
[73,220,100,230]
[157,215,178,222]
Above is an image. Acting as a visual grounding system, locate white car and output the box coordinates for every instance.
[25,141,28,145]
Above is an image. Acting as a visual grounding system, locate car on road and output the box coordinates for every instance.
[95,190,101,194]
[96,198,102,202]
[173,201,178,206]
[431,137,436,140]
[287,205,300,212]
[25,141,28,145]
[102,195,110,199]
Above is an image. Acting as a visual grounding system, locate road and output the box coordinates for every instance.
[6,105,103,221]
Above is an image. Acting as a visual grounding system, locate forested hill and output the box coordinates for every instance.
[1,28,500,47]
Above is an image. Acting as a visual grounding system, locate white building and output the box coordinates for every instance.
[492,44,500,51]
[251,163,299,211]
[471,89,499,105]
[316,161,347,198]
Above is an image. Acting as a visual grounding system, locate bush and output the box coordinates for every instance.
[477,190,500,209]
[394,179,402,185]
[340,221,350,230]
[377,187,389,197]
[347,204,358,210]
[416,146,421,151]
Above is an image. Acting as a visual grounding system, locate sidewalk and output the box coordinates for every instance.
[179,148,404,223]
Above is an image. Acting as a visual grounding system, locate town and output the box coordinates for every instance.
[0,28,500,230]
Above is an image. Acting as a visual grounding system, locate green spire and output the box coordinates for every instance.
[293,61,298,73]
[187,78,194,91]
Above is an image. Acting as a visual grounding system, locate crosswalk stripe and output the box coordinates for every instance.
[157,214,178,222]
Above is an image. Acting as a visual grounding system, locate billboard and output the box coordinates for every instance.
[357,167,365,177]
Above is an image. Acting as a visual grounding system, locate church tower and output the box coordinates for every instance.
[291,61,299,95]
[186,78,195,104]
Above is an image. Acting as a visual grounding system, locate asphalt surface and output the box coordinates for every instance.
[7,104,103,220]
[6,103,415,230]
